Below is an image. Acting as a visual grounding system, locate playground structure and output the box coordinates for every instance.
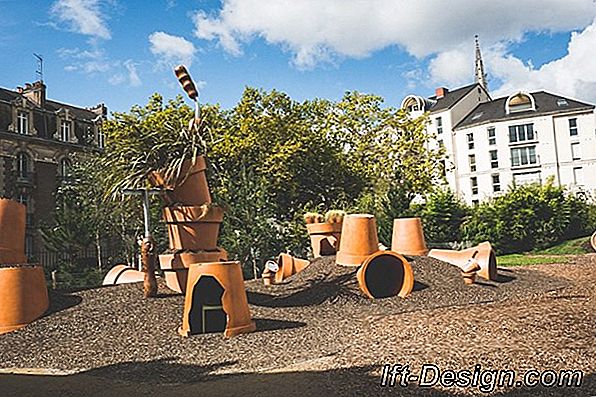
[0,198,49,334]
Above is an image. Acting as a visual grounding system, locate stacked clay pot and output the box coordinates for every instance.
[0,198,49,334]
[156,156,228,293]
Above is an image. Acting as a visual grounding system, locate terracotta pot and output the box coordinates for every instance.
[462,272,476,285]
[102,264,145,285]
[149,156,211,206]
[0,199,26,261]
[356,251,414,299]
[306,222,342,258]
[591,230,596,252]
[164,205,224,251]
[158,249,228,293]
[428,241,497,281]
[274,253,310,283]
[179,261,256,338]
[336,214,380,267]
[391,217,428,256]
[0,265,49,334]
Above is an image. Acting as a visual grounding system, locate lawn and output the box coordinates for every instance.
[497,235,593,266]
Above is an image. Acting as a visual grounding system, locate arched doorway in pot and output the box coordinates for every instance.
[188,275,227,334]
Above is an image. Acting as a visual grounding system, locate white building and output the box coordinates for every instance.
[400,38,596,204]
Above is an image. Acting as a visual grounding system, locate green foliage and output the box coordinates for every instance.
[462,179,594,254]
[413,188,469,243]
[496,254,571,267]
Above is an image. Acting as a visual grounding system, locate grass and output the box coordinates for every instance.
[497,235,593,267]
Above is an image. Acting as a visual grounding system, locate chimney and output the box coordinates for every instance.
[88,103,108,118]
[20,81,46,107]
[435,87,449,99]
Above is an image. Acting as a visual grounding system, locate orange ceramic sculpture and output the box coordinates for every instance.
[149,156,211,206]
[274,253,310,283]
[336,214,380,267]
[0,199,27,263]
[391,217,428,256]
[591,230,596,252]
[158,249,228,293]
[461,260,481,285]
[428,241,497,281]
[163,205,224,250]
[179,261,256,337]
[356,251,414,299]
[306,222,342,258]
[0,265,49,334]
[102,264,145,285]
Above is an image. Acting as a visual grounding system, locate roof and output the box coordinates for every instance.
[0,86,98,121]
[456,91,595,129]
[428,83,482,113]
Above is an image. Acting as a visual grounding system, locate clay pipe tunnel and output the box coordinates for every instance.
[357,251,414,299]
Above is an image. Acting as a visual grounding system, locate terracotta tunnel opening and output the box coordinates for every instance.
[363,254,405,299]
[188,276,227,334]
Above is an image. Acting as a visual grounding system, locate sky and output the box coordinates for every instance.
[0,0,595,114]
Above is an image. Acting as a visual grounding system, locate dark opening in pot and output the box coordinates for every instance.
[188,275,227,334]
[364,254,404,298]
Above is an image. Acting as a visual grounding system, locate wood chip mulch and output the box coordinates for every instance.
[0,254,594,396]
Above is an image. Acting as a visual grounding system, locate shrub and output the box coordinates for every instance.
[462,179,594,254]
[415,189,469,244]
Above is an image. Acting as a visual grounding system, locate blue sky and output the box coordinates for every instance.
[1,1,595,114]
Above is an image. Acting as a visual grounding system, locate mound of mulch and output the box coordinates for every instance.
[245,255,568,315]
[0,255,573,384]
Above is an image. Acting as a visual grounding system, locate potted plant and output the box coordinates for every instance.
[304,210,345,258]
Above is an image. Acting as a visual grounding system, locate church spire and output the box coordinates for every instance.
[474,35,488,91]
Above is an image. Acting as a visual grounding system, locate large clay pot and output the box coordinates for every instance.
[0,265,49,334]
[336,214,380,267]
[356,251,414,299]
[428,241,497,281]
[0,199,27,263]
[591,230,596,252]
[149,156,211,206]
[164,205,224,250]
[179,261,256,338]
[158,249,228,293]
[102,264,145,285]
[274,253,310,283]
[391,217,428,256]
[306,222,342,258]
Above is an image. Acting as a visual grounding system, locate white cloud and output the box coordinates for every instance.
[149,31,197,67]
[192,0,596,69]
[58,46,115,73]
[50,0,111,39]
[124,59,142,87]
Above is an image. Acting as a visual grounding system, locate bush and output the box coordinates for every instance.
[414,189,469,244]
[462,180,594,254]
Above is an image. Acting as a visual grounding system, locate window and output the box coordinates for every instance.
[490,150,498,169]
[17,111,28,134]
[506,92,535,113]
[468,154,476,172]
[470,177,478,195]
[17,193,33,226]
[59,158,71,178]
[511,146,537,167]
[436,117,443,134]
[98,128,105,149]
[492,174,501,192]
[472,199,479,206]
[61,120,71,142]
[508,124,535,143]
[467,132,474,150]
[573,167,583,185]
[569,118,578,136]
[571,142,581,160]
[17,153,29,179]
[488,127,496,145]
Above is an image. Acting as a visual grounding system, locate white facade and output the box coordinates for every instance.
[402,86,596,204]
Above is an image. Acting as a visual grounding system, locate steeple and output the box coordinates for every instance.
[474,35,488,91]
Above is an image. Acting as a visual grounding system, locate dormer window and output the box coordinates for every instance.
[17,111,29,134]
[61,120,71,142]
[505,92,536,114]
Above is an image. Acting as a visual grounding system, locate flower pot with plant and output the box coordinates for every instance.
[305,210,345,258]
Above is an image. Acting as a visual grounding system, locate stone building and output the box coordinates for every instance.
[0,81,106,255]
